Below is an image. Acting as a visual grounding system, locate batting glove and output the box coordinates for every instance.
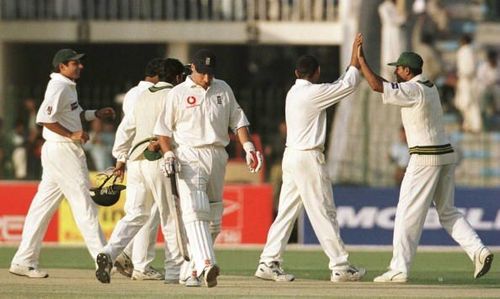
[161,151,181,177]
[243,141,263,173]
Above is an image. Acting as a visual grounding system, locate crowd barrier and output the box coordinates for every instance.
[299,186,500,246]
[0,176,273,245]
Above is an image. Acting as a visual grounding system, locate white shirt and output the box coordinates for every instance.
[285,66,360,151]
[36,73,83,142]
[457,44,475,79]
[113,82,173,161]
[122,81,154,115]
[476,61,499,91]
[154,76,249,147]
[382,75,456,165]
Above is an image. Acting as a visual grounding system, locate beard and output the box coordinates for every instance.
[396,74,404,83]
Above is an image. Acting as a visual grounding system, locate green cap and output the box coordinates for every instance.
[387,52,423,69]
[52,49,85,67]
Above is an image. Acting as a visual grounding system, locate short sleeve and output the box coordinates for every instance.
[227,87,250,132]
[382,81,421,107]
[36,83,66,124]
[153,91,175,137]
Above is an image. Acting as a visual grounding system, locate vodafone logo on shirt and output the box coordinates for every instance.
[186,96,198,108]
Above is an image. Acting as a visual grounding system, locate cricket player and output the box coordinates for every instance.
[113,58,173,281]
[154,49,263,288]
[10,49,115,278]
[256,36,365,283]
[95,58,186,284]
[356,33,493,282]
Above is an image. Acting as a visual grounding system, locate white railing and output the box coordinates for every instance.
[0,0,339,22]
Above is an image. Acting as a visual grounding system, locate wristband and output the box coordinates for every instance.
[84,110,97,121]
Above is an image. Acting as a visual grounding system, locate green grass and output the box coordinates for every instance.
[1,246,498,286]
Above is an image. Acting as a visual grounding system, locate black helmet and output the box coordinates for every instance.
[90,172,125,206]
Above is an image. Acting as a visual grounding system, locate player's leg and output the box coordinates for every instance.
[130,203,163,280]
[433,164,492,278]
[176,146,217,287]
[256,148,301,282]
[10,176,63,278]
[377,163,439,282]
[294,150,364,282]
[143,160,183,282]
[96,162,153,283]
[55,143,106,259]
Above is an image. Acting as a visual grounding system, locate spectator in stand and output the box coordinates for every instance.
[85,118,115,171]
[455,35,482,133]
[413,33,444,82]
[476,50,500,131]
[389,126,409,186]
[379,0,407,80]
[11,119,27,179]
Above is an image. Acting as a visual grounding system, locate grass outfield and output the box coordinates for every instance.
[0,246,498,298]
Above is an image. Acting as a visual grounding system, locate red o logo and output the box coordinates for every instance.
[187,96,196,105]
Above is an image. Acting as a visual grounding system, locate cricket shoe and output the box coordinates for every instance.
[96,253,112,283]
[474,247,494,279]
[9,264,48,278]
[373,270,407,283]
[331,265,366,282]
[113,252,133,278]
[180,273,201,287]
[255,261,295,282]
[203,264,220,288]
[131,266,164,280]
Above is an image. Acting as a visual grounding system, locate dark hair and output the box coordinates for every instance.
[487,49,497,61]
[295,55,319,79]
[52,61,69,73]
[408,67,422,76]
[144,58,164,77]
[460,34,472,45]
[161,58,185,84]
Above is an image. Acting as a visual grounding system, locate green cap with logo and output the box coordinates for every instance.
[52,49,85,67]
[387,52,423,69]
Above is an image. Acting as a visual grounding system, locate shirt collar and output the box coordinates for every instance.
[185,75,214,89]
[138,80,154,87]
[409,74,426,83]
[295,79,313,85]
[50,73,77,86]
[154,81,174,88]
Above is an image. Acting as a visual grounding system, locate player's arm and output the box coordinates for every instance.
[79,107,116,123]
[357,34,386,93]
[236,126,263,173]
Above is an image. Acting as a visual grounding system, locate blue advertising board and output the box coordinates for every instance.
[298,187,500,246]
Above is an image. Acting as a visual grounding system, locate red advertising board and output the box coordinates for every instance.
[0,181,273,245]
[0,181,58,242]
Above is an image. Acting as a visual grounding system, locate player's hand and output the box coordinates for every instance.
[147,140,160,152]
[70,130,89,144]
[243,141,263,173]
[161,151,181,177]
[96,107,116,120]
[113,161,126,182]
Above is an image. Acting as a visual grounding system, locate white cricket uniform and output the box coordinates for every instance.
[11,73,106,268]
[154,76,250,276]
[259,66,360,270]
[454,44,482,132]
[106,82,183,279]
[118,80,172,274]
[382,75,485,275]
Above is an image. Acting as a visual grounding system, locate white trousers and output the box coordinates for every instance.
[123,203,181,278]
[455,78,482,132]
[260,148,349,270]
[390,159,484,274]
[103,159,183,274]
[176,145,227,276]
[12,142,106,268]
